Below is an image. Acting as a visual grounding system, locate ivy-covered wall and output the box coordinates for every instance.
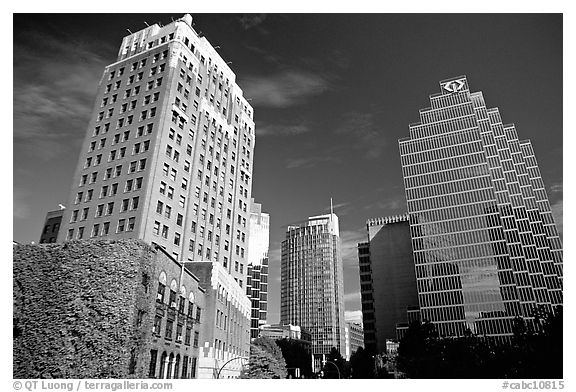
[13,239,157,378]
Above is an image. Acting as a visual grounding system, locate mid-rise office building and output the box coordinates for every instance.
[246,199,269,339]
[347,322,364,357]
[358,215,419,353]
[280,213,346,371]
[39,209,64,244]
[398,76,563,338]
[57,14,255,289]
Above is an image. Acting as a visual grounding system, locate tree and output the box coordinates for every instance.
[240,337,287,379]
[349,347,375,378]
[275,338,313,378]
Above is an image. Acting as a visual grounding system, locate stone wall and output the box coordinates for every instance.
[13,239,156,378]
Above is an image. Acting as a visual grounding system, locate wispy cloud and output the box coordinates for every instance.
[339,229,367,266]
[237,14,267,30]
[549,183,563,194]
[285,156,339,169]
[550,199,563,238]
[345,310,363,324]
[363,197,407,213]
[13,188,31,220]
[336,111,387,159]
[14,28,109,160]
[344,291,361,303]
[256,123,310,137]
[241,70,331,108]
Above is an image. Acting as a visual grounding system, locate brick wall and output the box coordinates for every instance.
[13,239,156,378]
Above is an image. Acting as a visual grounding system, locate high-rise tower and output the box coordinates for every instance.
[246,199,270,339]
[280,212,346,370]
[57,14,255,287]
[398,76,563,338]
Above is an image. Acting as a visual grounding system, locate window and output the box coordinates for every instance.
[161,225,169,239]
[132,197,139,210]
[165,320,173,340]
[117,219,126,232]
[153,221,160,236]
[174,233,181,246]
[127,217,135,231]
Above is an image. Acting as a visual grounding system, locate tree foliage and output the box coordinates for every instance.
[396,307,563,379]
[349,347,375,378]
[275,338,313,378]
[240,337,287,379]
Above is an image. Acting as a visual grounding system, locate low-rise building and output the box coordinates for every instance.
[39,209,64,244]
[186,261,251,379]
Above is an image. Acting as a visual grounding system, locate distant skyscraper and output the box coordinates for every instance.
[398,76,563,338]
[246,199,270,339]
[281,212,346,371]
[57,14,255,287]
[346,321,365,357]
[358,214,419,353]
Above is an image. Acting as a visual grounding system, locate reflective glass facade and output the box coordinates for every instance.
[281,213,346,370]
[398,76,563,338]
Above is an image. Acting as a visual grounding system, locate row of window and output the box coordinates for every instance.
[65,216,136,240]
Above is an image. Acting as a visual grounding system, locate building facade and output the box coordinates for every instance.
[398,76,563,338]
[280,213,346,371]
[14,239,205,379]
[347,322,364,357]
[358,215,419,353]
[57,14,255,289]
[39,209,64,244]
[148,246,206,379]
[186,261,251,379]
[246,199,270,339]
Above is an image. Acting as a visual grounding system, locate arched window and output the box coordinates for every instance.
[148,349,158,378]
[157,271,167,303]
[179,286,187,313]
[174,354,181,379]
[159,351,167,379]
[169,279,178,308]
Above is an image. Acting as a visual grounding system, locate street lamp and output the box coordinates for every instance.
[216,356,248,379]
[322,360,340,379]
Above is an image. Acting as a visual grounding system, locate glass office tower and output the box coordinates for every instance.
[281,213,346,370]
[398,76,562,338]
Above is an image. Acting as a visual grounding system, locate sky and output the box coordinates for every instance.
[13,13,563,325]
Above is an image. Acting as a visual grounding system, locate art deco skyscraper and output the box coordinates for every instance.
[398,76,563,338]
[246,199,270,339]
[281,212,346,370]
[57,14,255,286]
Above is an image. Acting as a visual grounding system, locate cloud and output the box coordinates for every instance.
[549,183,563,194]
[344,291,361,303]
[14,28,108,160]
[550,199,563,238]
[285,156,338,169]
[339,229,367,266]
[241,70,330,108]
[13,188,31,219]
[336,111,387,159]
[345,310,363,324]
[256,123,310,137]
[363,197,407,214]
[238,14,267,30]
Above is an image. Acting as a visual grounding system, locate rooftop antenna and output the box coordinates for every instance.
[144,21,149,27]
[126,29,133,34]
[58,204,66,210]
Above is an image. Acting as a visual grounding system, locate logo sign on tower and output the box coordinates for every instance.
[441,78,466,93]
